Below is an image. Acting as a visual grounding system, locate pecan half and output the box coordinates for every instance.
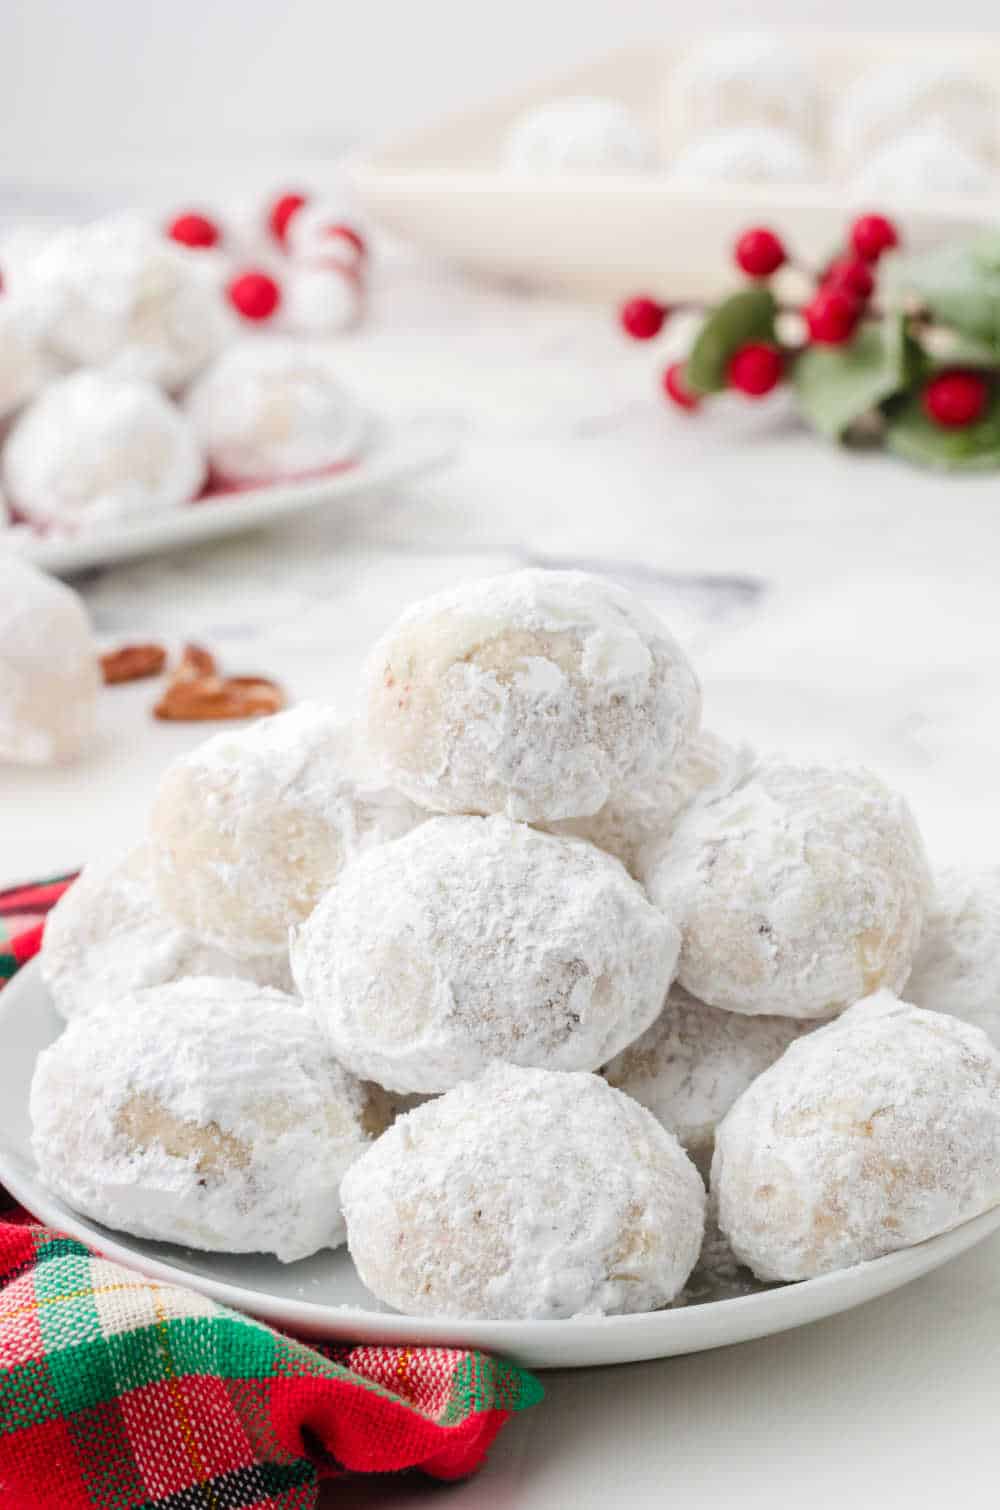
[100,643,168,684]
[154,674,285,722]
[174,643,218,681]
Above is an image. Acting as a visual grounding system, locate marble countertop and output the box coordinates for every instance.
[4,245,1000,1508]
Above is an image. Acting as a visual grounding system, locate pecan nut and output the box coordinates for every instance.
[100,643,168,685]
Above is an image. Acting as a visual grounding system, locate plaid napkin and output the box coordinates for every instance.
[0,876,542,1508]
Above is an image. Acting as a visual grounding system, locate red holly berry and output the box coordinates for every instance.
[850,213,899,263]
[227,269,281,321]
[922,370,989,428]
[662,362,700,411]
[734,227,787,279]
[823,256,874,302]
[620,295,667,340]
[166,212,220,249]
[728,342,783,397]
[268,192,308,244]
[805,288,860,345]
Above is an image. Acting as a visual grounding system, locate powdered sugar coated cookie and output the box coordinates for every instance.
[712,991,1000,1279]
[31,977,376,1261]
[365,569,701,823]
[292,814,680,1093]
[906,865,1000,1046]
[2,372,204,534]
[42,846,293,1021]
[342,1064,705,1319]
[151,706,425,958]
[603,984,807,1176]
[0,556,99,764]
[643,761,930,1020]
[183,338,367,484]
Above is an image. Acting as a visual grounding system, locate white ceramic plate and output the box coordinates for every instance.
[354,34,1000,303]
[4,417,454,577]
[3,960,999,1370]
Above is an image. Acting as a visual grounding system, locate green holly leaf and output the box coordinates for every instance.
[791,314,919,441]
[882,236,1000,350]
[885,384,1000,471]
[685,288,777,395]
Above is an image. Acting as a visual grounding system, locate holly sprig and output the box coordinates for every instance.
[620,214,1000,471]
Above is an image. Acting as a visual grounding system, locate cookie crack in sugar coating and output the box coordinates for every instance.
[30,978,377,1262]
[291,815,681,1093]
[341,1065,706,1320]
[712,992,1000,1281]
[641,760,931,1020]
[363,569,701,823]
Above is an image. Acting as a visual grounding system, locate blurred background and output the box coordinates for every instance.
[5,1,997,202]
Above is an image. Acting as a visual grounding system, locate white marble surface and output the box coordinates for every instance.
[4,248,1000,1507]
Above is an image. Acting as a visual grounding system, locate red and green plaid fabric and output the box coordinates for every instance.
[0,877,542,1508]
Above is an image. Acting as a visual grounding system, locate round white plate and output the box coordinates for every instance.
[4,417,454,577]
[4,960,999,1371]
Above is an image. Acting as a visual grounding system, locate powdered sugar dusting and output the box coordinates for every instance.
[342,1064,706,1319]
[2,371,204,534]
[0,556,99,764]
[544,729,754,875]
[365,568,701,823]
[183,338,368,483]
[712,992,1000,1280]
[151,705,425,957]
[604,983,808,1177]
[42,845,293,1021]
[292,814,680,1093]
[906,865,1000,1046]
[30,977,373,1262]
[642,760,930,1019]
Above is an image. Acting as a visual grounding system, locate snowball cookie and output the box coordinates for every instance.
[502,96,658,176]
[31,978,376,1261]
[669,126,817,185]
[604,984,807,1178]
[712,991,1000,1280]
[665,33,820,146]
[365,569,701,824]
[644,762,930,1021]
[906,866,1000,1046]
[2,372,204,534]
[0,557,99,764]
[151,706,424,958]
[831,61,997,170]
[342,1064,706,1319]
[545,729,753,876]
[27,214,231,390]
[183,338,368,485]
[0,300,50,422]
[292,815,680,1094]
[41,846,293,1021]
[849,125,995,199]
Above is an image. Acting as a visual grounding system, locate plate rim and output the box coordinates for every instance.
[4,959,1000,1368]
[4,415,455,577]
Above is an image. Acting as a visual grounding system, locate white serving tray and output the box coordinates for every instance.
[353,35,1000,303]
[4,960,1000,1371]
[3,416,454,577]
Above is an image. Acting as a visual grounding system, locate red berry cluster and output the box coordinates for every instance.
[618,212,911,414]
[165,190,368,325]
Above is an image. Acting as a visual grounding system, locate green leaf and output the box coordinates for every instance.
[882,237,1000,350]
[791,314,918,441]
[885,384,1000,471]
[685,288,777,395]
